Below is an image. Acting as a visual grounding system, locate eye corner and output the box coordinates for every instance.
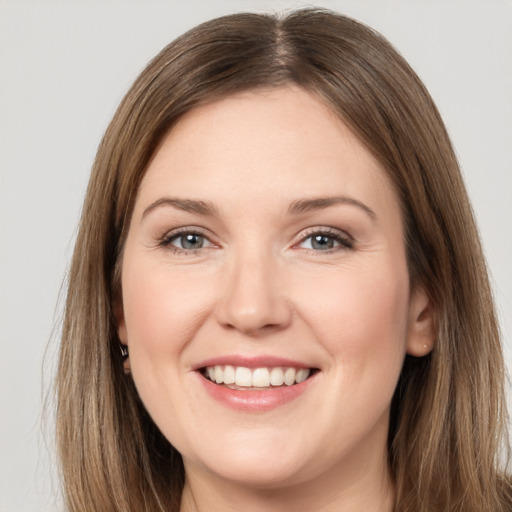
[157,226,219,254]
[294,226,354,253]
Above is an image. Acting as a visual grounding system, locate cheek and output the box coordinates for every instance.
[120,260,217,441]
[122,262,214,356]
[295,262,410,371]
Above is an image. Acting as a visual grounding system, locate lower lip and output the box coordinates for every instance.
[195,372,316,412]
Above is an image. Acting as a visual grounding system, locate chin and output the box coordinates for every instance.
[181,431,316,490]
[202,457,309,490]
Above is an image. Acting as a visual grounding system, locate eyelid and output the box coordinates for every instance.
[155,225,353,254]
[158,226,218,251]
[294,226,354,251]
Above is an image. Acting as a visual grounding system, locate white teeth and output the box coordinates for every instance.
[214,366,223,384]
[252,368,270,387]
[223,365,235,385]
[270,367,285,386]
[295,368,310,383]
[235,367,253,387]
[204,365,312,388]
[284,367,296,386]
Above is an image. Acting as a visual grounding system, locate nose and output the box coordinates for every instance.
[214,248,292,337]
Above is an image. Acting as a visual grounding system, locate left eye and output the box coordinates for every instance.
[167,233,212,250]
[299,232,351,251]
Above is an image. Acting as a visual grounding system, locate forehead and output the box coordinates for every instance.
[136,86,398,220]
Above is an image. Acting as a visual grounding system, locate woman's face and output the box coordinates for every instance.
[118,86,432,490]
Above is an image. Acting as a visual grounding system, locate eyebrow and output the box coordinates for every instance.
[142,197,219,219]
[142,194,376,220]
[288,196,376,219]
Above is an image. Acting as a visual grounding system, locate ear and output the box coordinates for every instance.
[114,300,132,374]
[114,300,128,345]
[406,285,436,357]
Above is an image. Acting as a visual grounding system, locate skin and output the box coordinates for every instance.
[117,86,435,512]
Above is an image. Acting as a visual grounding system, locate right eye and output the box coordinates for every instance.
[160,229,214,253]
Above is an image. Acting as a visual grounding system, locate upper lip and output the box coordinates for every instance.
[192,355,315,371]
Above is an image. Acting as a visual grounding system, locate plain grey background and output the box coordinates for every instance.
[1,1,511,511]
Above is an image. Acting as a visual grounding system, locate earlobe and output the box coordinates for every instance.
[406,285,436,357]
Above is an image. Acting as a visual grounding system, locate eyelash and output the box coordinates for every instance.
[158,227,214,255]
[157,227,354,255]
[296,227,354,253]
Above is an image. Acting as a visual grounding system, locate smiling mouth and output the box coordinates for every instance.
[201,365,317,390]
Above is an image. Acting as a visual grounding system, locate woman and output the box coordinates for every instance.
[56,8,511,511]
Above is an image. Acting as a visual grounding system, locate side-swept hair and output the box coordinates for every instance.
[56,9,510,511]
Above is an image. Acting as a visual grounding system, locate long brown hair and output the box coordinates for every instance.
[56,8,510,511]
